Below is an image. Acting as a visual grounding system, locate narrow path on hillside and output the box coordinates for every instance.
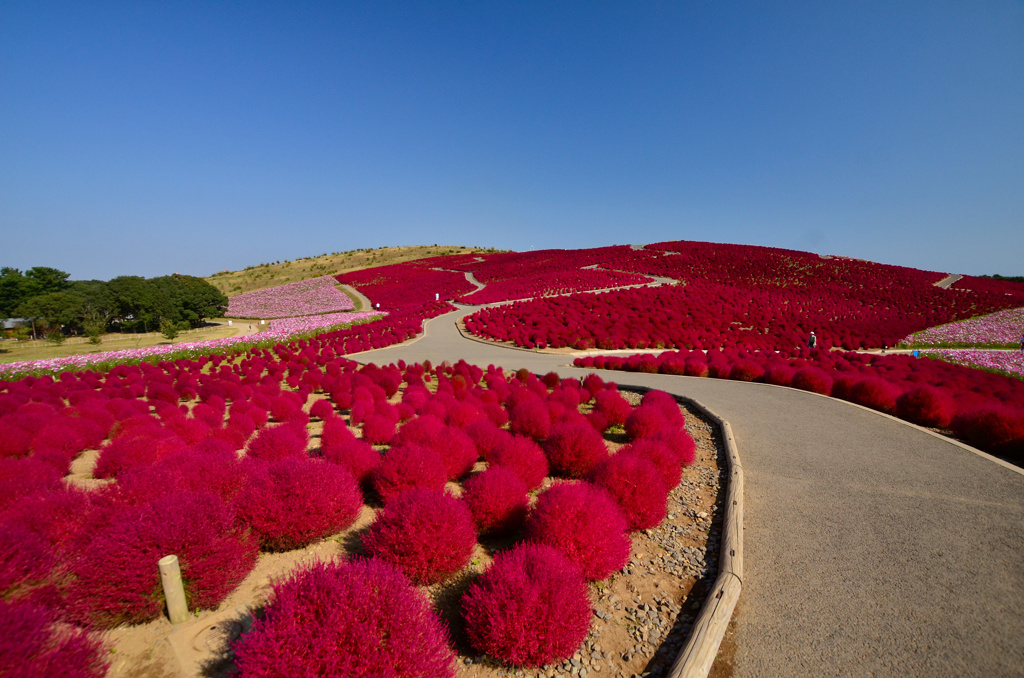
[355,305,1024,677]
[934,273,964,289]
[453,268,676,307]
[336,283,374,311]
[464,271,485,292]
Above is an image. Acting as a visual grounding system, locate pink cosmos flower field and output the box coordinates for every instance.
[922,348,1024,380]
[902,307,1024,348]
[226,276,356,318]
[0,311,380,379]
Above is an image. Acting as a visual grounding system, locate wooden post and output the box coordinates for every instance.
[159,555,189,624]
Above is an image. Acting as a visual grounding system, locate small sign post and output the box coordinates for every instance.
[159,555,189,624]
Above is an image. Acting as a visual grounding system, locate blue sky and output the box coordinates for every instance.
[1,2,1022,280]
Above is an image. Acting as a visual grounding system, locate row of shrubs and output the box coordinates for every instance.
[573,347,1024,462]
[0,346,698,674]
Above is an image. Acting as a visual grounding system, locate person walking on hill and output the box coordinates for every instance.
[1020,333,1023,351]
[808,331,817,349]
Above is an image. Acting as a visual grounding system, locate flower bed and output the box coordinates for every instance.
[336,259,478,309]
[449,250,651,304]
[226,276,355,318]
[459,242,1024,351]
[922,349,1024,380]
[901,307,1024,348]
[574,347,1024,462]
[0,353,719,675]
[0,312,381,381]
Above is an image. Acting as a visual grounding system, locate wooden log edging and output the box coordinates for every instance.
[668,399,743,678]
[621,386,744,678]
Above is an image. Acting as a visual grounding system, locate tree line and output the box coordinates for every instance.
[1,266,227,337]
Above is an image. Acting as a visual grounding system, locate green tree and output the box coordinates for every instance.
[15,290,88,333]
[70,280,116,328]
[159,317,180,341]
[149,275,227,328]
[108,276,156,332]
[0,268,29,317]
[23,267,71,297]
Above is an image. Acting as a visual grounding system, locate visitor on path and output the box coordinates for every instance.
[1020,333,1023,351]
[808,331,817,349]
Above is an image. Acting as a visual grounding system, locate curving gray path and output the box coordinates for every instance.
[355,306,1024,677]
[934,273,965,289]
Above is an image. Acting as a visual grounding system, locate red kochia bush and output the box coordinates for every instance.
[654,425,697,467]
[118,443,245,504]
[641,390,686,427]
[896,386,956,429]
[487,435,549,491]
[791,367,833,395]
[525,482,631,581]
[624,405,669,441]
[361,412,396,445]
[321,436,380,484]
[67,491,258,628]
[0,599,108,678]
[543,421,609,478]
[849,378,901,415]
[465,418,507,459]
[93,427,187,480]
[245,424,308,462]
[952,406,1024,459]
[309,399,335,420]
[685,360,710,378]
[372,443,448,504]
[361,489,476,585]
[509,398,551,441]
[0,524,56,601]
[588,452,668,530]
[233,558,455,678]
[0,420,33,458]
[594,390,631,427]
[728,360,765,382]
[461,466,528,535]
[461,544,591,667]
[437,426,479,480]
[1,485,96,555]
[235,457,362,551]
[619,438,682,490]
[764,364,796,386]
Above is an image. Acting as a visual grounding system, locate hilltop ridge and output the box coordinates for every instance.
[205,245,499,297]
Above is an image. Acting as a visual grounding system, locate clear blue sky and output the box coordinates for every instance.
[2,2,1022,280]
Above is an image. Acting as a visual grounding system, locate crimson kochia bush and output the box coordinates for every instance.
[233,558,456,677]
[361,488,476,585]
[461,543,592,667]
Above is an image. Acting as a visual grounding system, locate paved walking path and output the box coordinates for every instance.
[934,273,964,289]
[336,284,374,312]
[355,306,1024,677]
